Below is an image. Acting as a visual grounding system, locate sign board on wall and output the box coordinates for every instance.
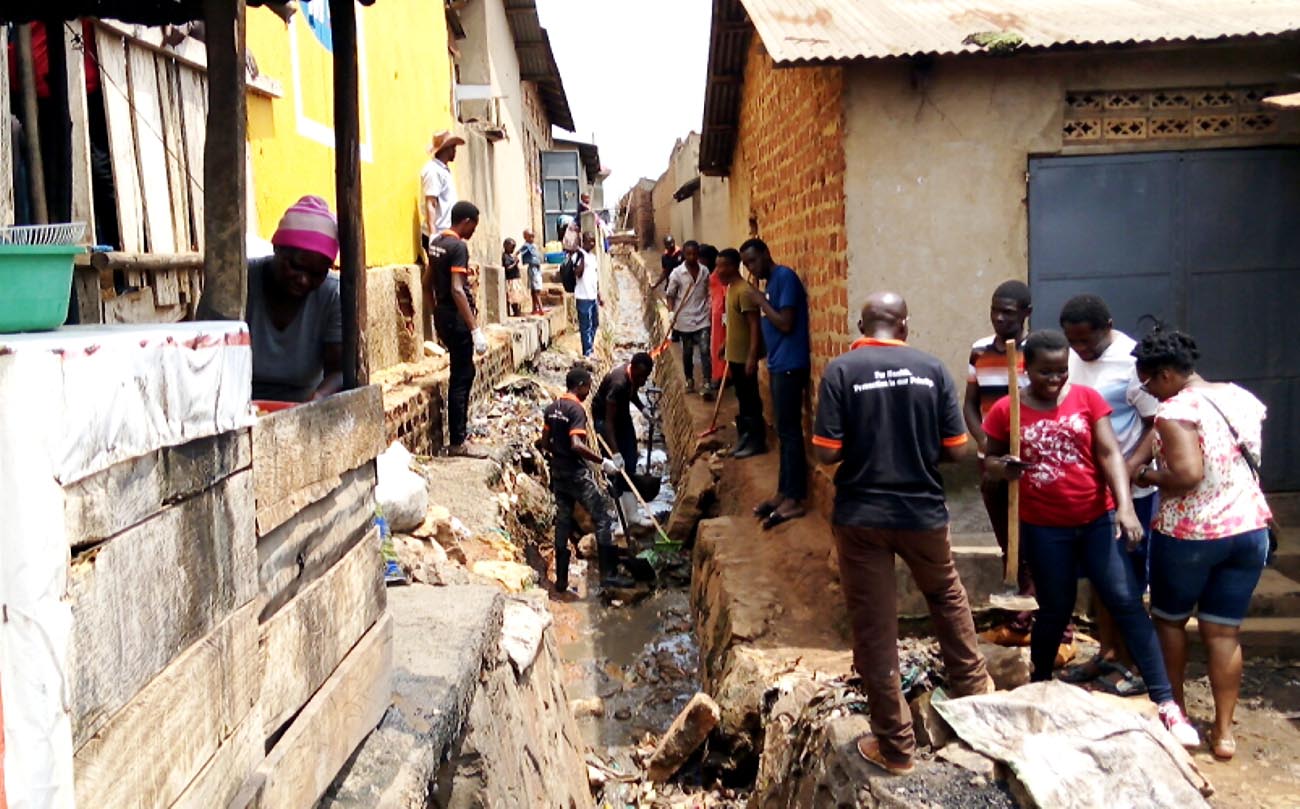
[289,1,375,161]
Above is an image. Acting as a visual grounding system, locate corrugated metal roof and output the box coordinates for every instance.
[3,0,309,25]
[740,0,1300,64]
[503,0,576,132]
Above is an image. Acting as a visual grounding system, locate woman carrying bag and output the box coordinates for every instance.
[1130,329,1274,761]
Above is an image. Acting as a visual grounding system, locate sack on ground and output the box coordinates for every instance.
[376,441,429,532]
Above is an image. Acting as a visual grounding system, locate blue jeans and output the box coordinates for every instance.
[576,298,599,357]
[1023,512,1174,704]
[1150,528,1268,626]
[770,368,809,501]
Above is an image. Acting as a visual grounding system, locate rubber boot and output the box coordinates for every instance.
[597,544,634,589]
[732,417,767,459]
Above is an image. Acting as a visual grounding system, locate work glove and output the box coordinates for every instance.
[601,456,624,476]
[472,328,489,355]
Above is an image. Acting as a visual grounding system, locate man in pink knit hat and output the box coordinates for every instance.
[246,195,344,402]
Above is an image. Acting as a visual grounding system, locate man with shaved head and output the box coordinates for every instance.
[813,292,992,776]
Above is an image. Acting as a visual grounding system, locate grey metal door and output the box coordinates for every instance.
[1029,148,1300,490]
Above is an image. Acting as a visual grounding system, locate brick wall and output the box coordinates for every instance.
[520,82,554,237]
[731,39,850,389]
[729,39,850,515]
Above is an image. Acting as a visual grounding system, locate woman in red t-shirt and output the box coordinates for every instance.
[983,330,1198,747]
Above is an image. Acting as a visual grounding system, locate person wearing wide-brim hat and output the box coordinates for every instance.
[420,129,466,247]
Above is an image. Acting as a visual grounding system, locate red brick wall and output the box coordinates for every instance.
[731,39,850,388]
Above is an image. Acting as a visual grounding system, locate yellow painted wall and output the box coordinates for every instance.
[245,0,454,266]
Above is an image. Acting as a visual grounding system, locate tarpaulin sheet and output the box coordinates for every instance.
[933,680,1212,809]
[0,322,251,809]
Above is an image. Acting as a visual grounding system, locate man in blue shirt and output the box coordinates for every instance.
[740,238,812,529]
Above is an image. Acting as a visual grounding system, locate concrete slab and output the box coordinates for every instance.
[1251,569,1300,618]
[318,584,503,808]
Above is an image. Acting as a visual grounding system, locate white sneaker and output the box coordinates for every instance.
[619,492,653,528]
[1158,702,1201,748]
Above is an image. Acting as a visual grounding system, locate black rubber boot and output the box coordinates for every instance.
[597,544,634,589]
[554,555,570,593]
[731,417,768,459]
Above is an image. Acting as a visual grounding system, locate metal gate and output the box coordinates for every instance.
[1029,148,1300,490]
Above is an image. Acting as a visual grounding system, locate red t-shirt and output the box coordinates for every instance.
[983,385,1114,527]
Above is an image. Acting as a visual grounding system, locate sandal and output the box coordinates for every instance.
[752,499,779,519]
[1094,661,1147,697]
[763,508,805,530]
[1210,731,1236,761]
[1059,655,1106,683]
[856,736,914,775]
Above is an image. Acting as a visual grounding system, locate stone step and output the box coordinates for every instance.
[1187,616,1300,660]
[1272,549,1300,583]
[1250,568,1300,618]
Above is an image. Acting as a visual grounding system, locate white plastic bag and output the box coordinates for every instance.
[375,441,429,532]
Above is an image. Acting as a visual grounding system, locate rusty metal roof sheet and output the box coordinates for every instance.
[740,0,1300,64]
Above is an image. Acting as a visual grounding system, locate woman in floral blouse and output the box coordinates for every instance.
[1131,329,1272,761]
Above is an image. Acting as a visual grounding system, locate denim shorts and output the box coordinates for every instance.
[1149,528,1269,626]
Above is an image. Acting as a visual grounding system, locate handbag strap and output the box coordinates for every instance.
[1198,390,1262,481]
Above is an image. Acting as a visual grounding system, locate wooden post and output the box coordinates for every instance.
[330,0,368,388]
[1005,339,1021,586]
[64,23,95,242]
[0,26,12,227]
[197,0,248,321]
[16,23,48,225]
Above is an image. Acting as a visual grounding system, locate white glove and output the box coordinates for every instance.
[472,328,489,355]
[601,456,624,475]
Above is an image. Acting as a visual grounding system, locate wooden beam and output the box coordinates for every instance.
[16,23,48,224]
[197,0,247,321]
[72,602,261,809]
[330,0,368,387]
[64,23,95,243]
[0,26,12,226]
[62,429,251,549]
[67,471,257,749]
[86,250,204,272]
[229,614,393,809]
[251,385,384,536]
[258,530,385,738]
[170,703,263,809]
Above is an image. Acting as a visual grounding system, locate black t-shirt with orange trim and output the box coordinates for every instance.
[542,393,590,477]
[428,229,475,319]
[813,337,969,530]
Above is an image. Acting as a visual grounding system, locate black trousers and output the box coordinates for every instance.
[594,417,638,493]
[434,308,476,446]
[770,368,809,500]
[729,361,765,443]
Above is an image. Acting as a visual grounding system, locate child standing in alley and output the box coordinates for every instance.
[502,237,524,317]
[519,229,544,316]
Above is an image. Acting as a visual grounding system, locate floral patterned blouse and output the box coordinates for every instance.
[1153,383,1272,540]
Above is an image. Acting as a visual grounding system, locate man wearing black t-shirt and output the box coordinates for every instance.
[592,352,655,527]
[539,367,630,593]
[655,235,683,289]
[813,291,991,776]
[425,200,489,457]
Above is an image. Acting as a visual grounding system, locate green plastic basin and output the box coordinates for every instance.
[0,244,83,333]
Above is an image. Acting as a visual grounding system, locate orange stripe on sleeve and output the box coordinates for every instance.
[569,428,588,436]
[942,434,969,448]
[812,435,843,450]
[451,266,468,274]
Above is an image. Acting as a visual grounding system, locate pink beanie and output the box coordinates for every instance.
[272,195,340,261]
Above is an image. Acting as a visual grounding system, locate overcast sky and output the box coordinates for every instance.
[536,0,711,204]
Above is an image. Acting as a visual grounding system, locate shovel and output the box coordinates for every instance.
[699,361,730,438]
[594,433,677,549]
[988,338,1039,613]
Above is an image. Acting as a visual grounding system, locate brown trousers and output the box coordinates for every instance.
[833,524,992,762]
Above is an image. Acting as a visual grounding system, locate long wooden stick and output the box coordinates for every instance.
[699,361,729,437]
[1005,338,1021,586]
[593,432,672,543]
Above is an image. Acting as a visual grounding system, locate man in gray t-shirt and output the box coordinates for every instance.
[247,195,344,402]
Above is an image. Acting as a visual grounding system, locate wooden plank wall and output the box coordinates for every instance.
[0,27,11,227]
[92,23,206,253]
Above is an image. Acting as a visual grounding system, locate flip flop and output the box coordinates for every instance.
[1094,661,1147,697]
[1210,731,1236,761]
[762,508,805,530]
[1059,654,1107,684]
[752,500,779,518]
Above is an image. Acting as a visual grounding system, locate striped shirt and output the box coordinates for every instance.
[968,335,1028,418]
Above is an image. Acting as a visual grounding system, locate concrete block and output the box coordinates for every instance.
[897,545,1003,617]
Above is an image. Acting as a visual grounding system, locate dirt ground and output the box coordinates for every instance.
[676,377,1300,807]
